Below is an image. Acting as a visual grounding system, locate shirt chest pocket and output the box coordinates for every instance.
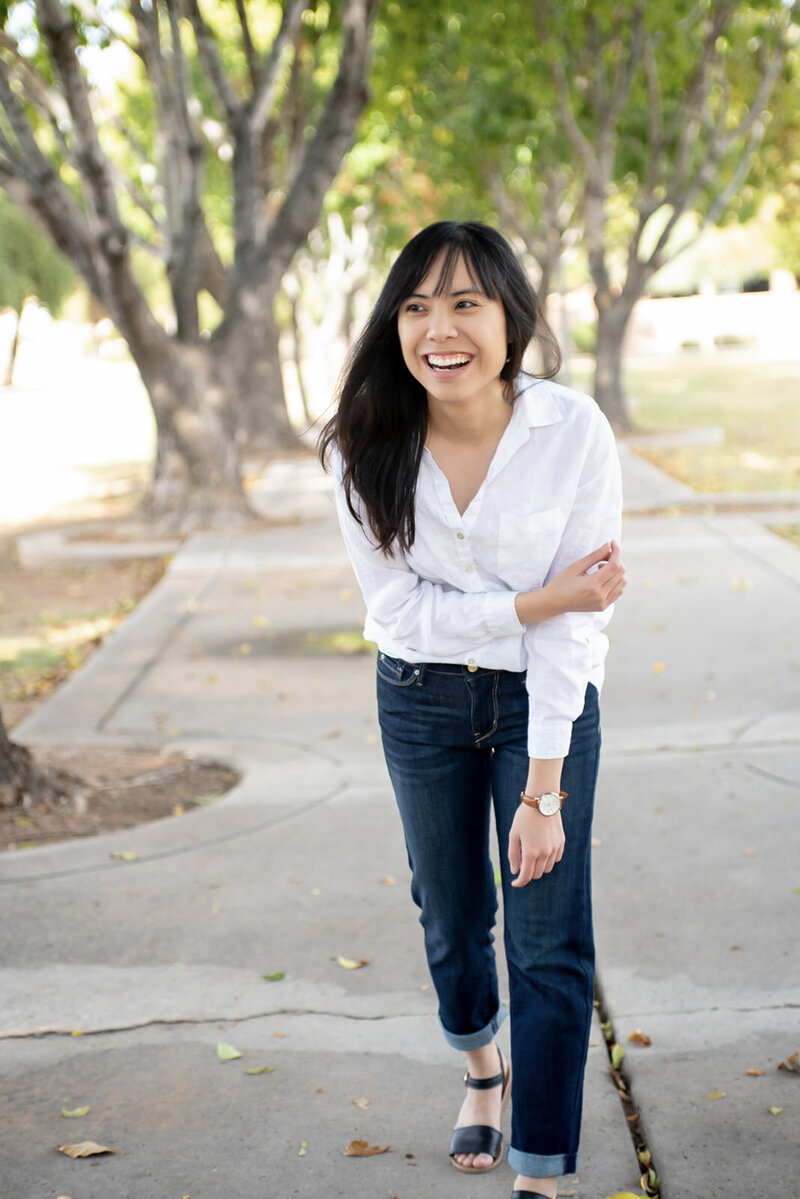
[495,506,569,590]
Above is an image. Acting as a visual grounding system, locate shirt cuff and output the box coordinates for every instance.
[481,590,525,637]
[527,717,573,760]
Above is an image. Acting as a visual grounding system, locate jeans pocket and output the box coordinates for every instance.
[376,653,420,687]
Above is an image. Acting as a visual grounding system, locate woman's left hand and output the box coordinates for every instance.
[508,804,565,886]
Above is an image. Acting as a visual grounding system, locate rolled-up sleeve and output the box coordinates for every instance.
[523,404,623,758]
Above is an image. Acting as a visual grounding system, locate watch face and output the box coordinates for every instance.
[538,792,561,816]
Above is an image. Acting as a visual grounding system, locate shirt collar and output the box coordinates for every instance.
[514,373,564,428]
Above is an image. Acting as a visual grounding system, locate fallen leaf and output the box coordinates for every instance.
[628,1028,652,1047]
[605,1193,645,1199]
[342,1139,390,1157]
[704,1090,726,1100]
[298,1140,308,1157]
[311,887,322,896]
[262,971,285,982]
[591,837,602,847]
[216,1042,242,1061]
[610,1043,625,1069]
[272,1032,286,1039]
[61,1106,90,1118]
[382,875,397,886]
[778,1052,800,1074]
[651,661,665,674]
[246,1066,277,1075]
[353,1096,370,1110]
[109,851,138,862]
[337,956,369,970]
[745,1069,765,1077]
[172,804,184,816]
[252,616,270,627]
[768,1105,783,1115]
[56,1142,115,1158]
[70,1030,84,1037]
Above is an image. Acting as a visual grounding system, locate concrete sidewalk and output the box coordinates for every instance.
[1,448,798,1199]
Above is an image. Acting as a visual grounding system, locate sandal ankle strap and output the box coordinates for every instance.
[464,1047,505,1090]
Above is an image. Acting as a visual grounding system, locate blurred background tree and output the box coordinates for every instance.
[0,192,73,385]
[0,0,378,529]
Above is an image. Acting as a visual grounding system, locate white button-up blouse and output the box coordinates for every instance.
[332,373,623,759]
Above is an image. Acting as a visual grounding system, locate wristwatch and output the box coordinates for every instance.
[519,790,567,816]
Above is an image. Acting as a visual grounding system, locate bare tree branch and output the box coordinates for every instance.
[182,0,244,124]
[233,0,260,91]
[251,0,305,135]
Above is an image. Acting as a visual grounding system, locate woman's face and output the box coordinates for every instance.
[396,253,508,409]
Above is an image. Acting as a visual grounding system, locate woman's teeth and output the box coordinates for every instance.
[427,354,471,371]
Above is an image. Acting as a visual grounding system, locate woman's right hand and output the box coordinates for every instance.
[543,540,626,614]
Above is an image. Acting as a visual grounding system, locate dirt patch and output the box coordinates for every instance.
[0,518,239,853]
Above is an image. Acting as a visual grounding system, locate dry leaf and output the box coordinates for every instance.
[382,874,397,886]
[56,1142,115,1158]
[768,1106,783,1115]
[337,956,369,970]
[651,661,665,674]
[353,1097,370,1110]
[610,1043,625,1069]
[778,1052,800,1074]
[342,1139,390,1157]
[745,1069,765,1077]
[246,1066,277,1075]
[109,851,138,861]
[216,1042,242,1061]
[704,1090,726,1100]
[628,1028,652,1047]
[298,1141,308,1157]
[61,1106,90,1118]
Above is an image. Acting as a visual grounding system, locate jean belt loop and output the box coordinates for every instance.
[414,662,428,687]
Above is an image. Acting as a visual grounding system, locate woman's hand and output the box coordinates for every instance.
[544,540,626,614]
[514,540,626,624]
[508,804,565,886]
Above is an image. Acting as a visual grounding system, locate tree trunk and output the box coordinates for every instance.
[2,303,23,387]
[227,307,296,452]
[592,295,636,432]
[0,706,80,809]
[131,341,258,532]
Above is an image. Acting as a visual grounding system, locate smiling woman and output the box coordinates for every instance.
[319,221,625,1199]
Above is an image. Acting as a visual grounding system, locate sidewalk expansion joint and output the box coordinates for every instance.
[594,971,662,1198]
[603,735,799,760]
[0,786,345,887]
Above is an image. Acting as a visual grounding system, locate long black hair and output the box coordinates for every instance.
[318,220,561,553]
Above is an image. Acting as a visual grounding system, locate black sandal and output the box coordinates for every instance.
[510,1193,554,1199]
[448,1046,511,1174]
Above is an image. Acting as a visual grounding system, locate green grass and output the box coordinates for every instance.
[569,358,800,493]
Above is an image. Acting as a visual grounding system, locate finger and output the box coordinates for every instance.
[575,542,612,574]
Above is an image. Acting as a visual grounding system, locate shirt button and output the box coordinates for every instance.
[456,532,465,540]
[465,564,475,573]
[467,659,478,672]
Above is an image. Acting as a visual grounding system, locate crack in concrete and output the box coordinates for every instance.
[603,736,799,760]
[1,1005,427,1042]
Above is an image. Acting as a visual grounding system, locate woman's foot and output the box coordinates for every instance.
[512,1174,559,1198]
[449,1043,510,1172]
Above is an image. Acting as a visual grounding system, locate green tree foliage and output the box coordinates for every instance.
[0,192,74,384]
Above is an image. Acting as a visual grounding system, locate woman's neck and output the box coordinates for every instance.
[426,384,511,446]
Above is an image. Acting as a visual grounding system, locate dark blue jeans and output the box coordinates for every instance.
[376,655,601,1178]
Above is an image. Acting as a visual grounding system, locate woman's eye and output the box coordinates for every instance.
[455,299,476,309]
[404,302,425,313]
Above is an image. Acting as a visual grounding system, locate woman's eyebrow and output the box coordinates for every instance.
[407,287,485,299]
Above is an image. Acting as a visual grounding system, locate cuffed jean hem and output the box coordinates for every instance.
[439,1003,508,1051]
[506,1147,576,1177]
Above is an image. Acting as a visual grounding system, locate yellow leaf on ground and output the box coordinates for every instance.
[652,661,666,674]
[768,1106,783,1115]
[704,1091,726,1100]
[216,1042,242,1061]
[745,1069,765,1076]
[298,1141,308,1157]
[109,851,138,861]
[353,1097,370,1110]
[342,1139,390,1157]
[61,1106,90,1118]
[628,1028,652,1047]
[246,1066,277,1075]
[604,1193,645,1199]
[337,956,369,970]
[56,1142,115,1158]
[382,875,397,886]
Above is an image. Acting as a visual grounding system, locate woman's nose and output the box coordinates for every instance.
[426,310,457,340]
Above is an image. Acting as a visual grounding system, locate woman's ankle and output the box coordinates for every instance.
[513,1174,558,1198]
